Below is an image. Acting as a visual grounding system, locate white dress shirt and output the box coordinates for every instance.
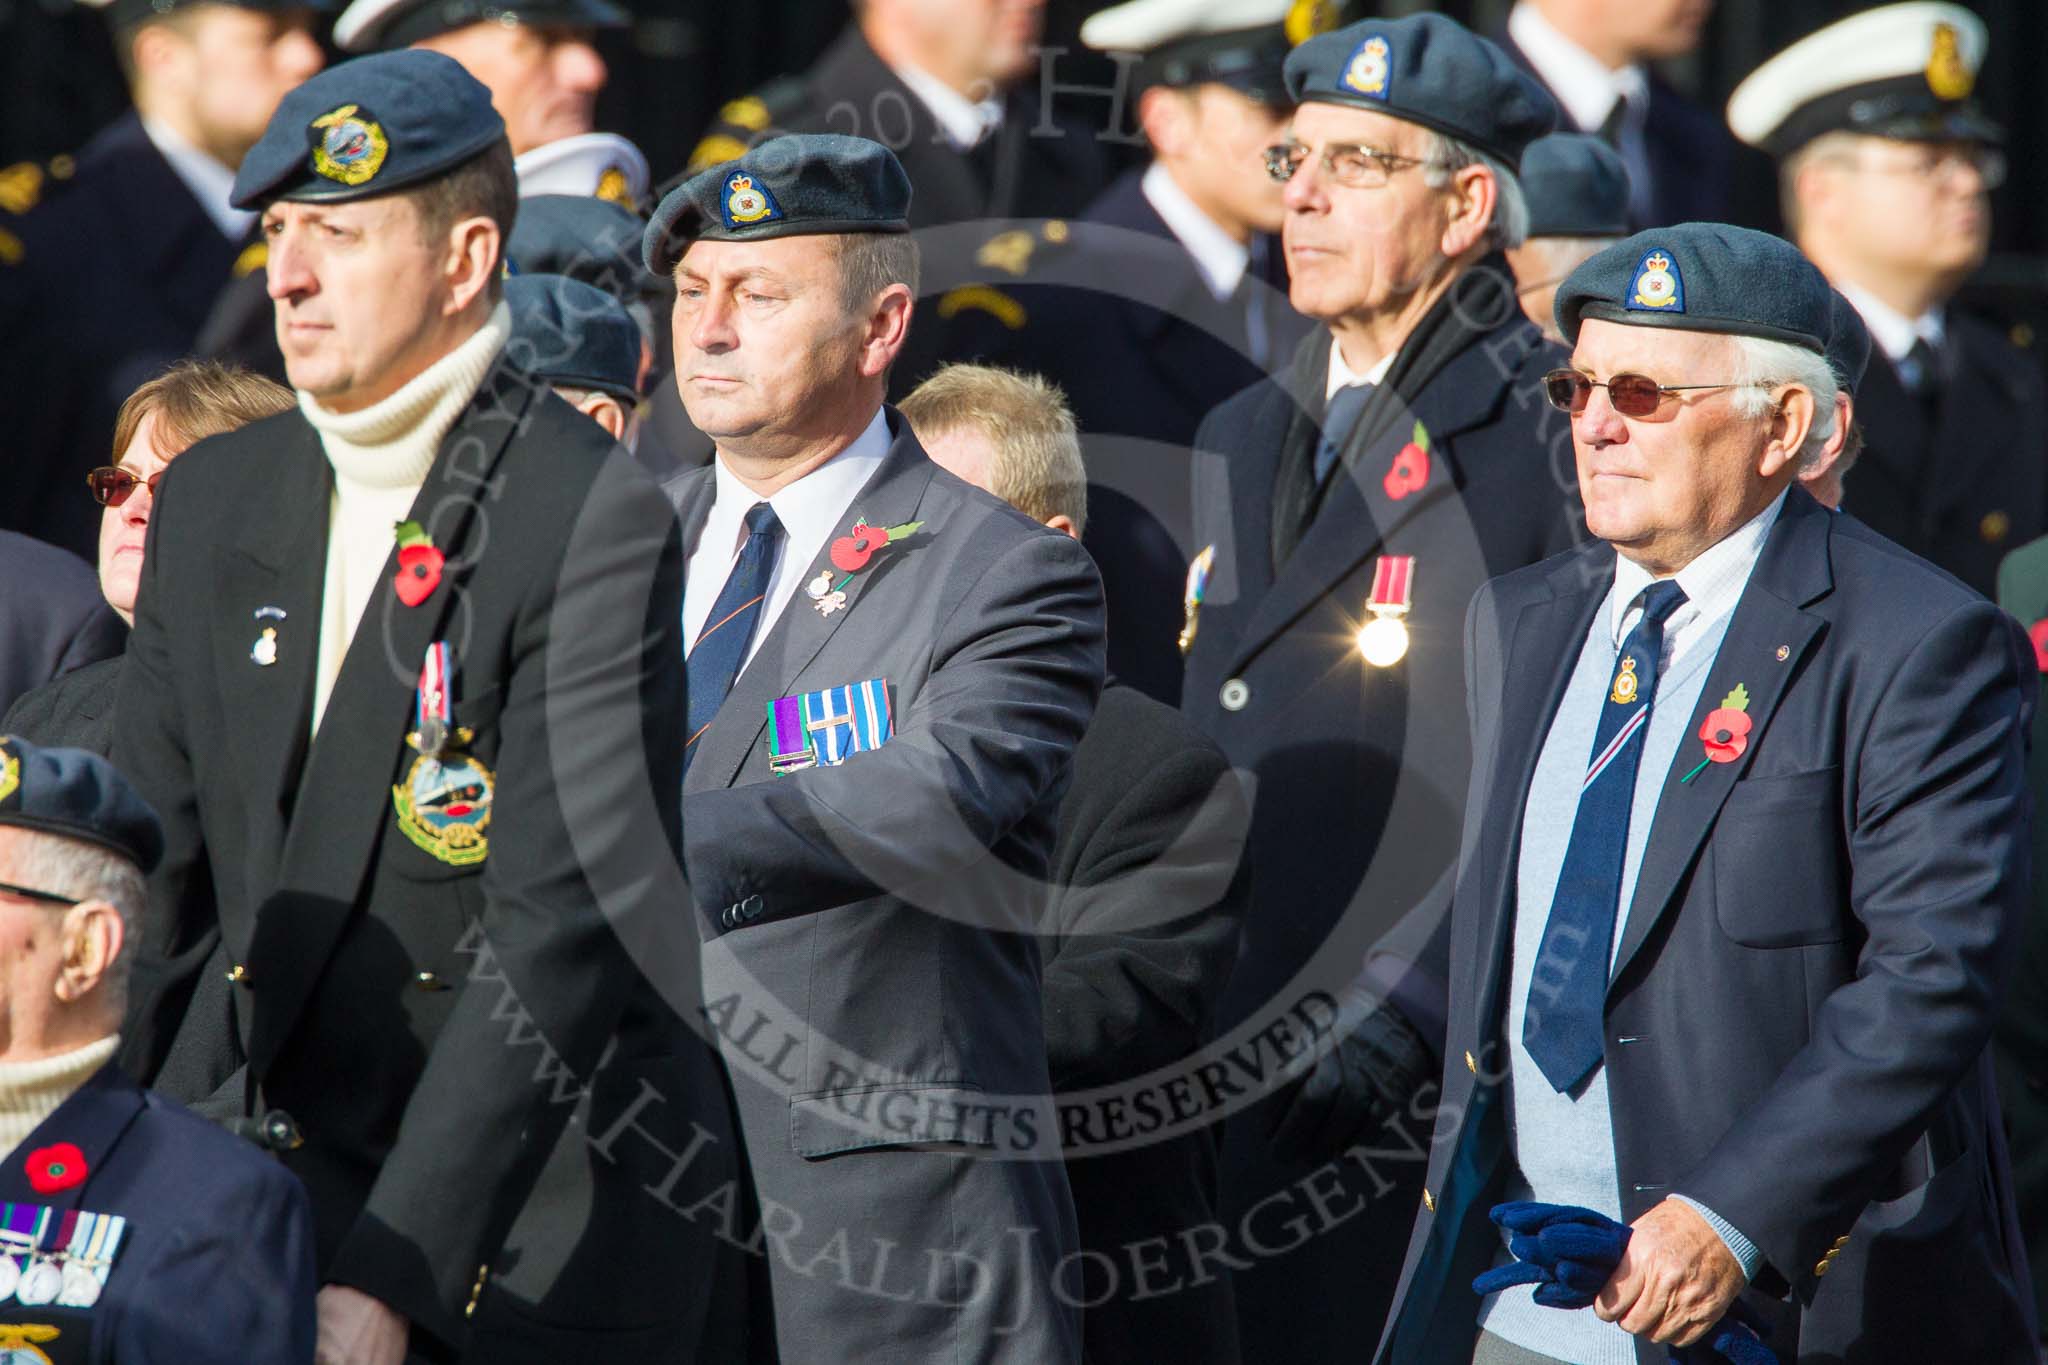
[1834,279,1947,365]
[892,61,1005,151]
[141,117,253,243]
[1608,489,1788,667]
[1507,3,1649,137]
[1140,162,1250,302]
[1326,339,1396,401]
[683,407,893,672]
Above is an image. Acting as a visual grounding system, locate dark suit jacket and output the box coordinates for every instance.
[1046,682,1247,1364]
[671,412,1104,1361]
[0,113,246,559]
[113,363,743,1358]
[940,169,1308,704]
[1180,305,1582,1360]
[3,653,120,753]
[1497,32,1742,230]
[1381,490,2038,1364]
[0,533,125,722]
[1839,312,2048,599]
[0,1061,316,1363]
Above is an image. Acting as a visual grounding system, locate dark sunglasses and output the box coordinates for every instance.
[0,879,79,907]
[1543,369,1763,418]
[86,466,164,508]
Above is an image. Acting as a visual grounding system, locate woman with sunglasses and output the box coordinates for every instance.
[2,362,292,753]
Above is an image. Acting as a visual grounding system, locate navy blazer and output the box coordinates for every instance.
[1380,490,2038,1363]
[0,1061,315,1363]
[0,535,125,724]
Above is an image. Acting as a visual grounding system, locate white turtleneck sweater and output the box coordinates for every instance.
[0,1034,121,1158]
[299,303,511,733]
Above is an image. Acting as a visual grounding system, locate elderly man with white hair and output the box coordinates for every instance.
[0,736,316,1362]
[1182,11,1586,1358]
[1369,221,2036,1364]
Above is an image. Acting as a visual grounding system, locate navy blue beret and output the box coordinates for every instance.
[1554,222,1832,353]
[506,274,641,402]
[643,134,911,277]
[1825,289,1873,392]
[99,0,333,28]
[507,195,651,304]
[333,0,626,53]
[1283,14,1557,166]
[1521,133,1631,238]
[231,51,505,210]
[0,738,163,874]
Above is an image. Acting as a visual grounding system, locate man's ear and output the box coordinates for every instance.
[1044,514,1081,542]
[1757,384,1819,480]
[52,901,123,1005]
[856,283,915,380]
[445,216,504,314]
[573,391,629,440]
[1439,163,1498,260]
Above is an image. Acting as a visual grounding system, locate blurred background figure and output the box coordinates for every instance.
[0,535,125,727]
[905,361,1248,1365]
[1507,131,1631,342]
[1730,0,2044,597]
[504,272,645,444]
[1497,0,1734,227]
[509,128,647,205]
[3,361,294,753]
[0,0,323,561]
[938,0,1318,705]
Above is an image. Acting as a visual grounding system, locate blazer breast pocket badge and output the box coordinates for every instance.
[766,679,892,774]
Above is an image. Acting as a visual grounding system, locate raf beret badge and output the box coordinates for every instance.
[1342,34,1391,98]
[310,104,389,188]
[722,172,783,229]
[1628,249,1684,313]
[0,743,17,806]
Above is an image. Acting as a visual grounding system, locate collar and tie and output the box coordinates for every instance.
[684,502,782,772]
[1522,579,1688,1093]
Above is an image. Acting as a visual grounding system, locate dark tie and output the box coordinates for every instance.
[1272,380,1375,568]
[1313,381,1375,487]
[1897,337,1941,401]
[1522,579,1689,1093]
[684,502,782,771]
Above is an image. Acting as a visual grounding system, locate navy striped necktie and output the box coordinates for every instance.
[684,501,782,772]
[1522,578,1688,1093]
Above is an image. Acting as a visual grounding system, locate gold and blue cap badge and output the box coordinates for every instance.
[644,133,912,276]
[1555,223,1832,354]
[231,50,505,210]
[0,736,164,874]
[1284,13,1557,166]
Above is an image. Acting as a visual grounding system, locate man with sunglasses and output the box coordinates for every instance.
[1371,221,2036,1363]
[0,736,319,1361]
[1727,1,2042,599]
[1179,13,1583,1359]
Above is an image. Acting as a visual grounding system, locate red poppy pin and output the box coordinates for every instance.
[392,520,444,608]
[25,1142,86,1195]
[2029,619,2048,672]
[1681,684,1752,784]
[812,518,924,617]
[1383,421,1431,501]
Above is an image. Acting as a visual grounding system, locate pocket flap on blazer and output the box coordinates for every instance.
[789,1084,1001,1159]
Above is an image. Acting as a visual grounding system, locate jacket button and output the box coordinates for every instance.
[1422,1188,1436,1213]
[225,964,250,986]
[740,894,764,922]
[1220,678,1250,711]
[1814,1257,1830,1277]
[465,1263,489,1318]
[720,906,738,930]
[1833,1234,1851,1249]
[1464,1050,1477,1075]
[414,970,448,991]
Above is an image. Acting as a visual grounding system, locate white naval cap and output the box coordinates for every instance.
[1078,0,1340,103]
[514,133,650,210]
[1727,2,1997,156]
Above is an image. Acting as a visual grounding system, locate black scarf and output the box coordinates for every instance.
[1270,254,1522,567]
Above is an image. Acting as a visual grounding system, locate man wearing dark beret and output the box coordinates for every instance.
[1180,12,1582,1357]
[0,737,319,1362]
[112,49,743,1365]
[505,272,644,443]
[1729,2,2043,598]
[1506,132,1631,342]
[1370,221,2035,1362]
[1796,289,1873,511]
[650,132,1105,1361]
[0,0,325,561]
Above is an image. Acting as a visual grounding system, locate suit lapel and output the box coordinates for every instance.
[685,421,939,794]
[0,1064,147,1212]
[213,418,331,818]
[1608,495,1835,988]
[247,367,536,1078]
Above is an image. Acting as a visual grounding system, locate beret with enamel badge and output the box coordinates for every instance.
[230,49,504,210]
[1554,222,1833,352]
[1521,132,1632,239]
[0,736,163,874]
[643,133,911,276]
[1727,2,1999,157]
[1282,12,1557,166]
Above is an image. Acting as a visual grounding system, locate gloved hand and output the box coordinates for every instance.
[1472,1202,1780,1365]
[1268,993,1436,1164]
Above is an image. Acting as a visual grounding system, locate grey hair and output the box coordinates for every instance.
[2,832,143,1005]
[1424,132,1531,250]
[1728,335,1839,472]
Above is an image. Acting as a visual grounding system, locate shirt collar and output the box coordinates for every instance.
[141,116,253,243]
[1608,489,1787,646]
[892,61,1004,151]
[1140,162,1250,302]
[1833,279,1946,363]
[1327,337,1396,401]
[1507,2,1647,134]
[707,405,894,557]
